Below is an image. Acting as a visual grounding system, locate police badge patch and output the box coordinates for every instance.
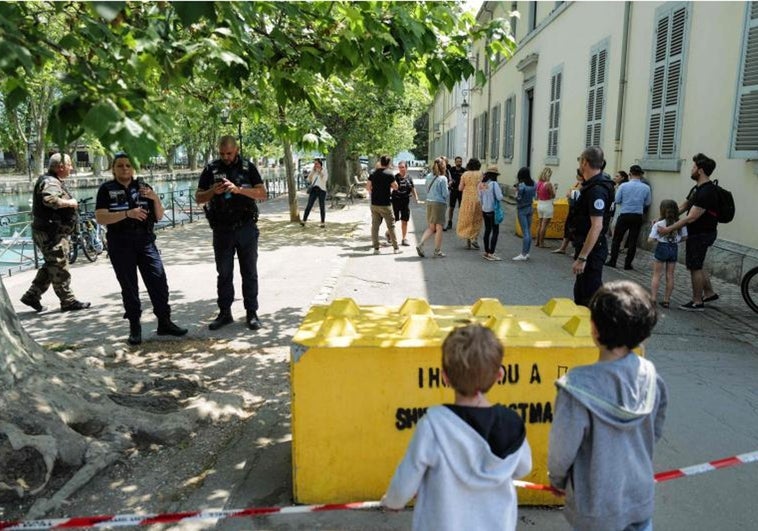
[594,199,605,210]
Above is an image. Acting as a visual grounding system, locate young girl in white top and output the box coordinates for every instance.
[648,199,688,308]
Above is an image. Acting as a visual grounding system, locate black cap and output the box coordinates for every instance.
[629,164,645,176]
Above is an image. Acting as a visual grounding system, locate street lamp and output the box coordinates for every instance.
[220,108,243,159]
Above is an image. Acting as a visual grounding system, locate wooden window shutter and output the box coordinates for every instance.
[547,69,562,158]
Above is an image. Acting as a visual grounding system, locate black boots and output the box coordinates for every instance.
[247,312,262,331]
[128,319,142,345]
[61,300,91,312]
[209,310,234,331]
[20,293,46,312]
[157,317,188,337]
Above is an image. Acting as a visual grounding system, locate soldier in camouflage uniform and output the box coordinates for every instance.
[20,153,91,313]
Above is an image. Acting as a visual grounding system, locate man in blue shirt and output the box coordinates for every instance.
[607,165,651,270]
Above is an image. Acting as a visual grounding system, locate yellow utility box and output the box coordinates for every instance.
[291,297,642,506]
[514,198,568,240]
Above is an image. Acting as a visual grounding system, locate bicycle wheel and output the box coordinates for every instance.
[741,266,758,314]
[68,235,78,264]
[81,231,99,262]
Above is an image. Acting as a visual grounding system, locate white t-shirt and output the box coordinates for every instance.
[649,219,687,243]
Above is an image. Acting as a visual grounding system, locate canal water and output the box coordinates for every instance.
[0,168,293,272]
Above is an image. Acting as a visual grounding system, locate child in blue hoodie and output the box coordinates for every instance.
[548,280,668,531]
[382,324,532,531]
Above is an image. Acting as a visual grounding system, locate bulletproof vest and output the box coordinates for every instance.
[32,173,77,234]
[204,159,260,230]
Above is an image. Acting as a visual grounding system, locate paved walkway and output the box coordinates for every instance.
[4,185,757,530]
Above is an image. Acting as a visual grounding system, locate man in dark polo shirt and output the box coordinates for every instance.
[571,146,614,306]
[444,156,465,231]
[367,154,400,254]
[659,153,719,311]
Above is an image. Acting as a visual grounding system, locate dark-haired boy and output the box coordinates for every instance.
[548,280,667,531]
[382,324,532,531]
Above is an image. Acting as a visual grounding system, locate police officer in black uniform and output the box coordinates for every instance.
[572,146,614,306]
[196,136,268,331]
[95,152,187,345]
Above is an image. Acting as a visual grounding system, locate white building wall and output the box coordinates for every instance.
[440,0,758,277]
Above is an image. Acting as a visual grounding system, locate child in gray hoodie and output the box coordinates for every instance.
[382,324,532,531]
[548,280,668,531]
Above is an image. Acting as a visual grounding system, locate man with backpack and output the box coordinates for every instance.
[659,153,725,311]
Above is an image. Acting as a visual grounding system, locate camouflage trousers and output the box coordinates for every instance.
[24,230,76,305]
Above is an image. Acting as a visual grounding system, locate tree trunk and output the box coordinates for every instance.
[327,138,350,189]
[276,106,299,222]
[0,277,198,517]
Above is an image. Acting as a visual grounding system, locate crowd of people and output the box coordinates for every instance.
[365,146,725,313]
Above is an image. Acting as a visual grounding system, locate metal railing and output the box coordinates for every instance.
[1,173,306,277]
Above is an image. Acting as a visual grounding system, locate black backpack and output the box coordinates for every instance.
[711,179,735,224]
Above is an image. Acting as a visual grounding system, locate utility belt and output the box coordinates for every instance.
[204,197,259,230]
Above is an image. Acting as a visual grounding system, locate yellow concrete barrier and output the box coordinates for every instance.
[291,297,642,506]
[514,197,568,239]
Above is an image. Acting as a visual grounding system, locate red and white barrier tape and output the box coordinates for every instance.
[2,450,756,530]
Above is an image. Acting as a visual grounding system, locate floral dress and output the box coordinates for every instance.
[456,170,483,240]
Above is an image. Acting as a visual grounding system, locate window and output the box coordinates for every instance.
[731,1,758,157]
[510,2,518,42]
[585,41,609,147]
[503,95,516,160]
[472,116,479,159]
[547,67,562,160]
[645,3,690,161]
[479,111,488,160]
[490,104,501,159]
[528,1,537,32]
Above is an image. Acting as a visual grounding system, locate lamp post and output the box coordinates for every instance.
[220,108,243,160]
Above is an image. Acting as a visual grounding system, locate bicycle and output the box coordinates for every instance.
[69,197,107,264]
[741,265,758,314]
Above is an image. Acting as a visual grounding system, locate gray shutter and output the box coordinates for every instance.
[547,69,562,158]
[586,44,608,147]
[491,104,501,158]
[503,96,516,159]
[733,1,758,155]
[647,4,688,158]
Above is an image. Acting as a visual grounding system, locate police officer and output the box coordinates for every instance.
[196,136,268,331]
[95,152,187,345]
[21,153,90,313]
[572,146,614,306]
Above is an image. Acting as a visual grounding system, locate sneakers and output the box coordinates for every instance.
[679,301,705,312]
[470,241,480,250]
[209,310,234,330]
[415,246,425,258]
[247,312,262,331]
[299,220,305,227]
[157,317,188,336]
[512,254,529,261]
[401,239,410,246]
[20,293,46,312]
[659,301,670,309]
[624,265,634,271]
[490,254,502,261]
[551,248,567,254]
[443,221,452,232]
[320,223,325,228]
[703,293,719,303]
[605,261,617,268]
[128,320,142,346]
[61,300,91,312]
[433,249,446,258]
[373,248,381,255]
[385,231,391,243]
[393,248,402,254]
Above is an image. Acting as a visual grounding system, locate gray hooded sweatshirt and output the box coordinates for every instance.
[548,353,667,531]
[384,405,532,531]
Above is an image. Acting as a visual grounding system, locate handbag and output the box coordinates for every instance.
[492,183,504,224]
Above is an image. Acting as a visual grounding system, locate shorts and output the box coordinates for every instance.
[449,187,462,208]
[392,197,410,222]
[537,199,554,219]
[685,231,717,270]
[654,241,678,263]
[426,202,446,226]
